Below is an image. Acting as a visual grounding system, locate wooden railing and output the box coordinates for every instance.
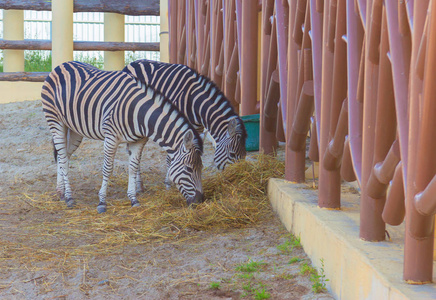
[168,0,435,284]
[0,0,160,81]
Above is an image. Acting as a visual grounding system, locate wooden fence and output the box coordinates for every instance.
[0,0,160,81]
[168,0,436,284]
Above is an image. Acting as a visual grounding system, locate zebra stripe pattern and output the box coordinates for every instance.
[41,61,204,213]
[123,59,247,171]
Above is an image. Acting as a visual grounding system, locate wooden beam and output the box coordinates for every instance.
[0,40,160,51]
[0,72,49,82]
[0,0,160,16]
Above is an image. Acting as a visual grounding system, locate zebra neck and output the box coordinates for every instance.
[197,85,237,141]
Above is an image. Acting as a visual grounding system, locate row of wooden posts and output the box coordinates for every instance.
[0,0,161,80]
[168,0,435,284]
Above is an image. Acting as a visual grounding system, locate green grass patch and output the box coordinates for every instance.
[289,257,304,264]
[209,281,220,290]
[299,259,329,293]
[235,259,266,273]
[254,288,271,300]
[277,234,301,254]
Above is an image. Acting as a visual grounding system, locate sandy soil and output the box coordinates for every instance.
[0,100,334,299]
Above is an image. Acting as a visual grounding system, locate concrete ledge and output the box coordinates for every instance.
[268,178,436,300]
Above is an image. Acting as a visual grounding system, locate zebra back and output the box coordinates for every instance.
[41,61,203,157]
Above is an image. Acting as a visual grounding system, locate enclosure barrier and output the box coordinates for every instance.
[0,0,161,82]
[168,0,435,284]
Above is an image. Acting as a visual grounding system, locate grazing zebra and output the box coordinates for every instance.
[123,59,247,172]
[41,61,204,213]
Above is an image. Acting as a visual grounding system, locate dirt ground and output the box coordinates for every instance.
[0,100,334,299]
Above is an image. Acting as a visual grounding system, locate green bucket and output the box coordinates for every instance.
[241,113,260,151]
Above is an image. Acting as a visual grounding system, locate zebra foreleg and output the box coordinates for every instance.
[98,136,119,213]
[127,139,147,207]
[164,155,172,189]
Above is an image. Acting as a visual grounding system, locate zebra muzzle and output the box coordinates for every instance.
[187,191,204,207]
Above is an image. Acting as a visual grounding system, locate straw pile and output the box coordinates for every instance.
[2,154,284,271]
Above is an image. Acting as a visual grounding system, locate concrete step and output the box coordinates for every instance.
[268,178,436,300]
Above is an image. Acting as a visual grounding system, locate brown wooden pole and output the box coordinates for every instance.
[318,0,344,209]
[200,0,211,76]
[323,98,348,171]
[0,72,48,82]
[406,0,436,282]
[169,0,178,64]
[367,0,383,64]
[403,0,433,283]
[0,0,160,15]
[292,0,306,46]
[177,1,186,64]
[382,161,405,226]
[308,117,319,162]
[212,1,223,88]
[0,39,160,51]
[285,0,310,183]
[263,70,281,133]
[363,9,397,204]
[341,137,357,182]
[359,0,384,241]
[225,41,240,110]
[260,0,278,154]
[240,0,258,115]
[366,140,400,199]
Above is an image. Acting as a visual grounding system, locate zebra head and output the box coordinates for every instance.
[168,130,204,206]
[215,118,247,170]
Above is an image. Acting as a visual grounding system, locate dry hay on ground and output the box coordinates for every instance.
[0,154,284,274]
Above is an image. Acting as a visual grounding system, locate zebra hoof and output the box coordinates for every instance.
[97,204,107,214]
[131,202,140,208]
[66,199,75,208]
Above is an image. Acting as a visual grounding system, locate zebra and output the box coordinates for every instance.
[122,59,247,173]
[41,61,204,213]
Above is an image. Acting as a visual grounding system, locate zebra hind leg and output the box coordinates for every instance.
[127,140,147,207]
[52,127,75,208]
[97,136,120,213]
[127,143,146,194]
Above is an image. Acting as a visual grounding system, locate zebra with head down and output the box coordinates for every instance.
[123,59,247,190]
[41,61,204,213]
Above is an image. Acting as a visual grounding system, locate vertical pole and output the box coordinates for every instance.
[160,0,170,63]
[318,0,341,208]
[169,0,178,63]
[260,0,278,155]
[359,0,385,241]
[3,10,24,72]
[241,1,258,115]
[52,0,73,69]
[403,0,434,283]
[104,13,125,71]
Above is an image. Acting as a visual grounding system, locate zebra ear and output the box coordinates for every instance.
[183,130,195,150]
[228,118,237,137]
